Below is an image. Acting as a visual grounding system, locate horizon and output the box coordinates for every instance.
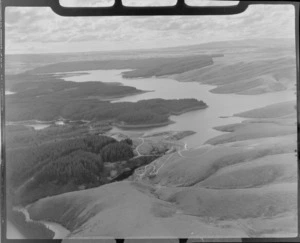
[5,37,295,56]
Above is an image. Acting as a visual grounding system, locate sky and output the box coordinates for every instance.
[5,0,295,54]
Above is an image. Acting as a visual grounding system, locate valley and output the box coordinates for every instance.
[26,100,297,239]
[5,38,297,240]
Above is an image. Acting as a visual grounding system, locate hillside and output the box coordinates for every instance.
[234,100,296,118]
[28,181,247,239]
[26,100,297,239]
[170,39,296,95]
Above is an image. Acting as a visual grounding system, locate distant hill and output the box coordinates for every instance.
[5,38,294,74]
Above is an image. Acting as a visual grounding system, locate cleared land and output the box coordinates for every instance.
[26,100,298,239]
[170,39,296,95]
[234,101,296,118]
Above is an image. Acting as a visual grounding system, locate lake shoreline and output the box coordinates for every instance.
[113,120,175,129]
[12,206,70,239]
[5,104,206,131]
[169,104,208,115]
[87,89,153,101]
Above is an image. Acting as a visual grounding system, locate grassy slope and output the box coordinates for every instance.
[205,101,297,145]
[146,134,296,187]
[205,122,296,145]
[234,101,296,118]
[28,181,246,239]
[26,100,298,239]
[171,43,296,95]
[196,153,297,188]
[156,182,297,219]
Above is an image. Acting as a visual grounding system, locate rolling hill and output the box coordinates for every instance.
[26,100,297,239]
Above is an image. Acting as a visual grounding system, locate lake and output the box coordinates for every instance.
[63,69,296,148]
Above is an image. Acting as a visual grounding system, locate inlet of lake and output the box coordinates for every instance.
[63,69,296,148]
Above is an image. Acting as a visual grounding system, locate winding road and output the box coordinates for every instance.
[135,138,145,157]
[134,141,188,180]
[134,141,217,181]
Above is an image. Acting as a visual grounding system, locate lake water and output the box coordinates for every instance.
[12,206,70,239]
[63,69,296,148]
